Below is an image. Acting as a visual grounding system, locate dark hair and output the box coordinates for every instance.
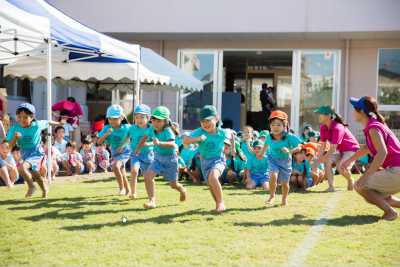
[66,97,76,103]
[104,116,129,126]
[325,105,349,127]
[292,150,308,181]
[151,117,179,137]
[302,126,311,139]
[58,110,70,122]
[16,108,36,121]
[94,115,106,122]
[95,142,106,148]
[354,96,385,124]
[190,154,198,171]
[268,118,290,141]
[41,136,55,146]
[66,141,77,150]
[80,135,92,151]
[268,86,275,91]
[262,83,268,89]
[55,126,65,134]
[11,144,21,152]
[1,140,8,145]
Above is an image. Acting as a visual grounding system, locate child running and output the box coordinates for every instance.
[183,105,235,212]
[134,106,186,209]
[119,104,154,200]
[261,111,301,206]
[245,140,270,190]
[98,105,131,196]
[6,103,65,197]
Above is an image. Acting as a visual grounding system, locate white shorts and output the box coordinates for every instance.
[330,151,356,170]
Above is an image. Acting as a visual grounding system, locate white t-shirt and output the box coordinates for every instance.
[268,92,275,104]
[3,153,16,167]
[54,139,67,154]
[64,152,83,163]
[80,149,96,163]
[97,150,110,160]
[62,123,73,137]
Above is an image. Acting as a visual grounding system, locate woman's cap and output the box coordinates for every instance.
[152,106,170,120]
[93,120,105,130]
[181,131,190,137]
[106,105,125,118]
[63,100,75,111]
[252,139,264,148]
[260,130,269,136]
[349,96,370,114]
[269,110,287,120]
[17,103,35,115]
[305,142,318,150]
[306,147,315,157]
[253,130,260,138]
[199,105,218,121]
[307,130,317,137]
[134,104,151,115]
[314,105,334,115]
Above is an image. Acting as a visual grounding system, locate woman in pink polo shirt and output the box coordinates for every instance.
[340,96,400,221]
[312,105,359,192]
[51,97,83,144]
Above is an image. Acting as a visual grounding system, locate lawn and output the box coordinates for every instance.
[0,174,399,266]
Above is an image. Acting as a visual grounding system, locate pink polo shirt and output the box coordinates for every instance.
[320,120,359,152]
[364,117,400,169]
[52,100,83,126]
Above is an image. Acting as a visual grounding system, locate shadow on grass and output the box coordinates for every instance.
[234,214,377,227]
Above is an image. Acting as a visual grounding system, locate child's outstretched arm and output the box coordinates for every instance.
[260,143,269,155]
[0,121,5,142]
[230,131,236,155]
[134,135,150,156]
[289,144,301,154]
[48,120,66,127]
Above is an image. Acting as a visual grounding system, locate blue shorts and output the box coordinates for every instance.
[250,172,270,187]
[63,136,69,142]
[295,176,313,188]
[200,153,226,184]
[221,171,237,184]
[148,152,179,181]
[110,146,131,169]
[267,154,292,183]
[21,145,45,173]
[70,163,85,174]
[130,150,154,174]
[0,157,5,168]
[199,171,204,181]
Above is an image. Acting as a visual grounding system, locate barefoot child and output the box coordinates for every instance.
[94,143,109,173]
[80,136,95,175]
[119,104,154,200]
[98,105,131,196]
[0,141,19,185]
[245,140,270,190]
[291,147,313,191]
[183,105,235,212]
[220,140,238,186]
[134,106,186,209]
[6,103,65,197]
[261,111,301,206]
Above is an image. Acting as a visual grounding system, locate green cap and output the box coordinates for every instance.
[199,105,218,121]
[152,106,170,120]
[307,130,317,137]
[260,130,269,137]
[314,105,334,115]
[252,140,264,148]
[302,124,312,131]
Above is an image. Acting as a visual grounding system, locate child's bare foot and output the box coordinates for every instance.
[71,173,78,177]
[215,201,225,212]
[282,201,289,206]
[104,170,108,173]
[51,176,56,180]
[25,186,37,198]
[265,197,275,205]
[325,187,335,192]
[378,210,398,221]
[125,189,131,196]
[143,201,156,209]
[180,188,187,202]
[42,187,49,198]
[24,181,27,184]
[129,193,137,200]
[88,172,93,175]
[347,178,354,191]
[7,183,15,188]
[118,188,126,196]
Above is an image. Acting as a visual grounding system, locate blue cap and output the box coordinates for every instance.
[237,131,243,134]
[253,130,260,138]
[106,105,125,118]
[134,104,151,115]
[234,137,239,142]
[17,103,35,115]
[350,96,370,114]
[181,131,190,137]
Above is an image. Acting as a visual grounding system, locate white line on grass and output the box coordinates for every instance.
[285,190,343,267]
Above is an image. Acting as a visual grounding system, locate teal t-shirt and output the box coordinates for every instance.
[6,120,49,149]
[146,125,175,155]
[265,132,301,159]
[126,124,153,154]
[98,124,130,148]
[223,156,238,174]
[175,137,182,147]
[299,135,308,143]
[236,157,246,171]
[359,155,369,166]
[240,140,253,159]
[189,127,231,159]
[292,160,311,178]
[195,156,202,170]
[245,153,269,173]
[181,147,196,165]
[178,156,185,167]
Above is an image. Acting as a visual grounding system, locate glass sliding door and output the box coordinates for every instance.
[293,50,340,134]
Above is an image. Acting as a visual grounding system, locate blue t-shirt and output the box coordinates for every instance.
[224,156,238,174]
[292,160,311,178]
[181,147,196,165]
[146,125,175,155]
[6,120,49,150]
[62,123,73,137]
[240,140,253,159]
[98,124,131,148]
[127,124,153,154]
[189,127,232,159]
[265,132,301,159]
[245,153,269,173]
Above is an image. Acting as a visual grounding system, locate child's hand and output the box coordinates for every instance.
[14,132,22,140]
[133,148,140,156]
[198,135,207,142]
[245,178,250,184]
[117,145,123,153]
[141,143,148,147]
[231,147,236,156]
[106,128,113,135]
[152,138,160,146]
[59,121,66,126]
[281,147,290,154]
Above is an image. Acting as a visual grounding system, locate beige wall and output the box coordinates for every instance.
[127,39,400,135]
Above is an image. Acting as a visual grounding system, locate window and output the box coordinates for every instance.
[1,64,30,100]
[377,49,400,129]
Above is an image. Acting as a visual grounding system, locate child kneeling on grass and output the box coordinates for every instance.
[245,140,270,190]
[219,139,238,186]
[291,147,313,191]
[304,147,320,188]
[62,141,84,176]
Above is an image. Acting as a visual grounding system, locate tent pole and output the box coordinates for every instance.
[135,62,140,108]
[46,39,52,183]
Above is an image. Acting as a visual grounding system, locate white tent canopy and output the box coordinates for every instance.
[4,47,203,92]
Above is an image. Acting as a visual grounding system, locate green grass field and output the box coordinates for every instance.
[1,175,399,266]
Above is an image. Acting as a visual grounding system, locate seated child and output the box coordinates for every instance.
[179,132,197,180]
[234,141,246,184]
[91,132,99,154]
[307,130,318,143]
[0,141,20,184]
[304,147,320,187]
[40,137,60,181]
[245,140,269,190]
[188,149,205,184]
[80,135,95,174]
[352,154,370,174]
[94,143,109,173]
[59,110,73,142]
[220,140,238,186]
[62,141,84,176]
[10,145,24,183]
[291,147,313,191]
[54,126,67,154]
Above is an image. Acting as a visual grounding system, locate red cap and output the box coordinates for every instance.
[305,142,318,150]
[93,120,105,130]
[269,110,288,120]
[63,100,75,111]
[306,147,315,157]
